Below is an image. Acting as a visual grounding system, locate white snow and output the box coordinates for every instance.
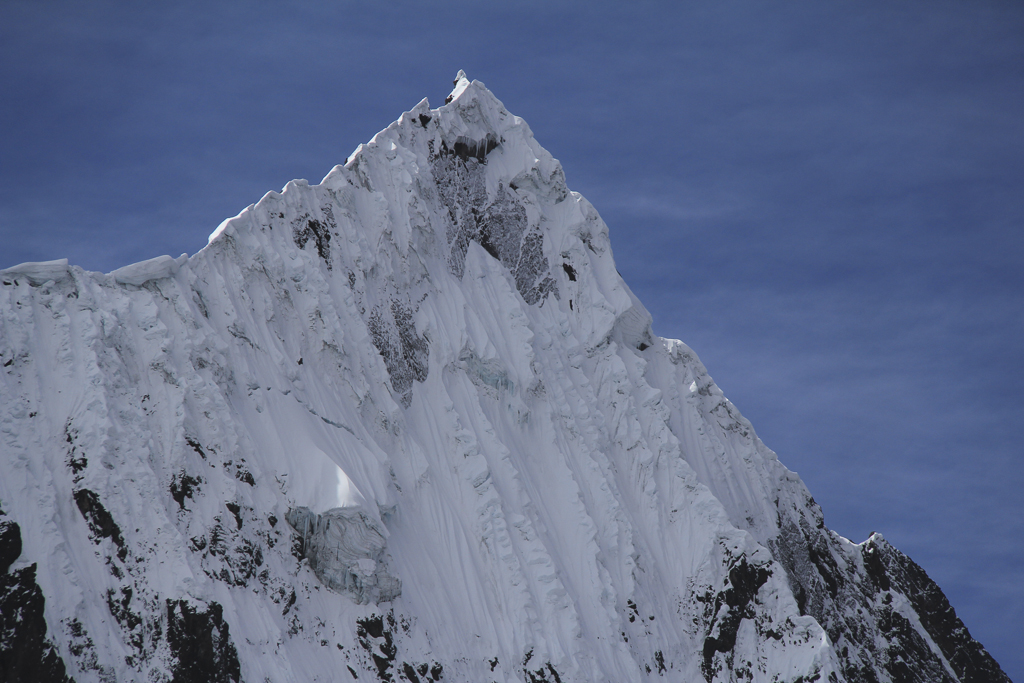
[109,253,188,286]
[1,258,70,285]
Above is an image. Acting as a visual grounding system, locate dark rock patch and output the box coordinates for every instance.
[166,598,241,683]
[368,299,429,408]
[861,539,890,592]
[74,489,127,561]
[867,536,1011,683]
[106,586,142,632]
[169,471,202,510]
[353,612,437,682]
[767,508,1010,683]
[199,517,264,588]
[67,453,87,477]
[106,584,148,657]
[0,512,72,683]
[225,502,243,530]
[523,661,562,683]
[357,613,397,682]
[235,467,255,486]
[807,544,839,598]
[452,134,499,163]
[877,601,955,683]
[185,437,206,460]
[430,140,557,306]
[0,516,21,574]
[64,421,87,480]
[701,559,771,682]
[292,207,337,269]
[64,616,102,673]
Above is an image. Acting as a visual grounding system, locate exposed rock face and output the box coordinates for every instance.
[0,72,1011,682]
[769,520,1009,683]
[165,598,241,683]
[0,510,72,683]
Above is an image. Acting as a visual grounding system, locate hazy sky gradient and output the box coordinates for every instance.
[3,1,1022,677]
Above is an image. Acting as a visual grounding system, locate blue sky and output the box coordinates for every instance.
[3,1,1022,677]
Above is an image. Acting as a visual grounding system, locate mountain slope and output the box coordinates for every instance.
[0,72,1010,683]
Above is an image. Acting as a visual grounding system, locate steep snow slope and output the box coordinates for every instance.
[0,73,1010,683]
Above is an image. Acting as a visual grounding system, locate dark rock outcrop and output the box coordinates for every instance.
[0,510,73,683]
[166,598,241,683]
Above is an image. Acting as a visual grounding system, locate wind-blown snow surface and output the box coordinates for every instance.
[0,73,1010,683]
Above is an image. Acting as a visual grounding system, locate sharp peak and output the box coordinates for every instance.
[441,70,510,116]
[205,71,545,252]
[352,71,514,156]
[447,69,473,103]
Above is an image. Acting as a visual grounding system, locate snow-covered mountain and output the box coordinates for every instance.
[0,72,1010,683]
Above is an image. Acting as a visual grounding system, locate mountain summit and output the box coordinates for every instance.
[0,73,1010,683]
